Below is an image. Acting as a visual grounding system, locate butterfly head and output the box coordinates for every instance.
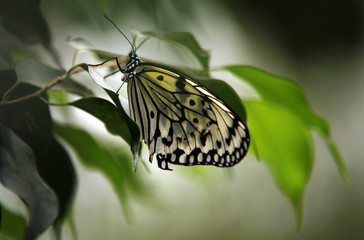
[122,51,141,73]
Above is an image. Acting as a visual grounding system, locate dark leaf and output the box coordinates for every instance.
[70,97,132,146]
[0,82,77,236]
[0,123,58,240]
[0,70,17,99]
[105,89,140,155]
[41,138,76,232]
[0,0,51,47]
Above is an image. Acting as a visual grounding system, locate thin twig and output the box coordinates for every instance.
[0,56,126,107]
[0,65,87,107]
[0,75,64,107]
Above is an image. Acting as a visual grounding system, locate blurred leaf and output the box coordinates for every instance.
[245,100,312,229]
[88,49,124,63]
[224,65,350,182]
[14,57,92,97]
[67,36,124,63]
[222,65,351,227]
[5,46,40,66]
[42,138,76,234]
[0,123,59,240]
[0,47,12,70]
[225,66,328,131]
[54,123,143,222]
[66,36,93,49]
[0,0,62,65]
[0,0,51,47]
[0,205,26,240]
[141,31,210,71]
[0,81,77,237]
[0,70,17,99]
[70,97,132,145]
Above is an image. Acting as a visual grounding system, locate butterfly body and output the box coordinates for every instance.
[121,51,250,170]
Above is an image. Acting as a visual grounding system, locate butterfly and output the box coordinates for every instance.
[97,16,250,170]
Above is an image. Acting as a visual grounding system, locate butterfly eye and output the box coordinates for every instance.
[126,52,132,60]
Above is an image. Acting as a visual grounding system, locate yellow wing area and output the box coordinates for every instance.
[127,63,249,170]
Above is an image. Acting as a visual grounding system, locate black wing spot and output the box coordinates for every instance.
[216,140,222,148]
[150,110,155,119]
[200,129,209,146]
[176,76,185,89]
[157,75,164,81]
[154,128,161,138]
[193,118,199,123]
[173,148,185,162]
[202,108,208,117]
[189,99,196,106]
[162,137,173,147]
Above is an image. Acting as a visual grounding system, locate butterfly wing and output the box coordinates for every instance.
[127,63,249,170]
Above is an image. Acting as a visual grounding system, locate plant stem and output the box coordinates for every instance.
[0,65,85,107]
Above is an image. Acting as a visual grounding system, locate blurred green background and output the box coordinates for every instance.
[1,0,363,239]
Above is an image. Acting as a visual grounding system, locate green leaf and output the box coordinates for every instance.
[222,65,350,228]
[69,97,132,146]
[225,66,327,130]
[245,100,312,229]
[141,31,210,71]
[224,65,350,182]
[85,63,141,170]
[53,123,145,222]
[0,205,26,240]
[0,123,59,240]
[14,57,92,97]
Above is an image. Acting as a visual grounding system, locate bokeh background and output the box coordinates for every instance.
[1,0,363,239]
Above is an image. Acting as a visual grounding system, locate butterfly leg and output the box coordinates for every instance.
[88,56,119,67]
[116,73,129,95]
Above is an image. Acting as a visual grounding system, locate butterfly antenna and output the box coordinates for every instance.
[104,15,135,52]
